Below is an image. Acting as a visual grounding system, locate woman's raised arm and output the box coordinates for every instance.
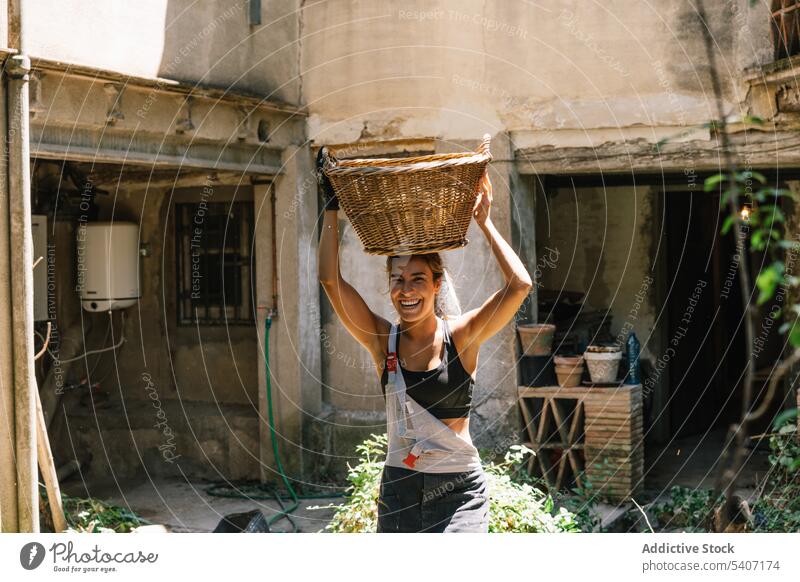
[317,167,387,357]
[460,173,533,348]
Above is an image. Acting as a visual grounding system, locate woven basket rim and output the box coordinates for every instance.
[326,152,490,176]
[321,133,492,177]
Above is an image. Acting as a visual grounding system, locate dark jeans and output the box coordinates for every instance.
[376,464,490,533]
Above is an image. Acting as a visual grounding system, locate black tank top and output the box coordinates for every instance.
[380,318,474,419]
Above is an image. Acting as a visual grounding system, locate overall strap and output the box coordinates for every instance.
[385,319,448,470]
[386,322,412,441]
[387,323,399,373]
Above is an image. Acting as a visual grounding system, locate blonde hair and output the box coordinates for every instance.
[385,253,462,320]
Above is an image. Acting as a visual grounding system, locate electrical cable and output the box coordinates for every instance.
[59,311,125,363]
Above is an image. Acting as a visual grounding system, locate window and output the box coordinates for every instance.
[175,201,255,325]
[772,0,800,60]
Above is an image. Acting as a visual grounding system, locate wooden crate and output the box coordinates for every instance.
[518,384,644,501]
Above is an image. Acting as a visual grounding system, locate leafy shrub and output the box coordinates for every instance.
[316,433,386,533]
[556,479,604,532]
[650,486,722,532]
[484,445,580,533]
[767,408,800,478]
[751,409,800,532]
[646,410,800,533]
[313,434,580,533]
[40,488,150,533]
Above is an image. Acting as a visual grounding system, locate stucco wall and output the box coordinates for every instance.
[17,0,300,103]
[39,169,261,482]
[302,0,772,146]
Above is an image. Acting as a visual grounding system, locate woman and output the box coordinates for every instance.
[317,149,532,532]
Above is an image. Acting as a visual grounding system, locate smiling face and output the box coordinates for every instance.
[389,255,441,323]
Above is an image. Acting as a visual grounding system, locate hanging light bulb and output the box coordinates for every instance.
[740,205,751,222]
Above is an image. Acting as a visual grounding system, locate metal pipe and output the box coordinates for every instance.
[7,0,38,532]
[0,57,18,532]
[270,183,278,317]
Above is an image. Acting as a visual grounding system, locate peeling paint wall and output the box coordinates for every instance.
[17,0,301,103]
[302,1,771,146]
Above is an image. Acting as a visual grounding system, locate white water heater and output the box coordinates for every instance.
[78,222,140,312]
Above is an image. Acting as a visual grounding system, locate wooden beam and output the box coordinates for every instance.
[30,125,283,175]
[515,130,800,175]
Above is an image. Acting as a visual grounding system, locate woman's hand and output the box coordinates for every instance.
[317,147,339,211]
[472,171,492,227]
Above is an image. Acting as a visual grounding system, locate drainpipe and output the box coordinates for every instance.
[6,0,39,532]
[0,61,16,531]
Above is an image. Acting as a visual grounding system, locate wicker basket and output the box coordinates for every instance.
[321,134,492,255]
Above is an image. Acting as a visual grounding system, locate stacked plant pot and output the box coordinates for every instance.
[553,355,584,387]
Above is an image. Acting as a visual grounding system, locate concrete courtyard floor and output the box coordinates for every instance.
[64,477,341,533]
[643,428,772,496]
[60,428,774,533]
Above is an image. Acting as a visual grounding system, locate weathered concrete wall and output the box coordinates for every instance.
[40,170,262,483]
[18,0,301,103]
[303,0,771,147]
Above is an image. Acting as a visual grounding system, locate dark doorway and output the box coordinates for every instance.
[665,190,746,438]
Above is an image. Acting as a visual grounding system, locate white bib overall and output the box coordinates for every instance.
[384,318,483,473]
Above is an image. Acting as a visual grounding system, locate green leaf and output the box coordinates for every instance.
[790,323,800,348]
[721,188,742,205]
[772,408,799,431]
[721,214,737,234]
[751,230,766,251]
[736,170,767,185]
[757,205,785,220]
[704,173,726,192]
[756,263,784,305]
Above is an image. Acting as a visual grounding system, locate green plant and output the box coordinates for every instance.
[690,0,800,530]
[311,433,387,533]
[750,409,800,532]
[313,436,581,533]
[767,409,800,478]
[557,476,603,532]
[650,486,722,532]
[485,445,580,533]
[40,489,150,533]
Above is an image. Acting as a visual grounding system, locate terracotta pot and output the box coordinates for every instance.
[555,363,584,387]
[583,349,622,383]
[554,355,583,366]
[517,323,556,356]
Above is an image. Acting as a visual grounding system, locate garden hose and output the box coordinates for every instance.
[262,313,300,530]
[205,313,345,531]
